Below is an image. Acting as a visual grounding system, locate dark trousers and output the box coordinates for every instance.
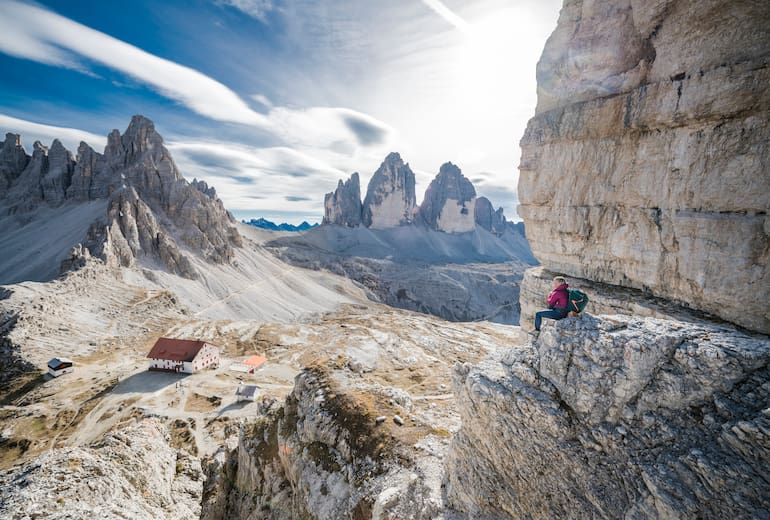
[535,309,567,331]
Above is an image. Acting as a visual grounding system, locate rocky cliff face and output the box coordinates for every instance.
[445,314,770,518]
[444,3,770,517]
[0,418,204,519]
[0,115,241,280]
[0,133,30,199]
[419,162,476,233]
[199,307,521,520]
[518,0,770,334]
[202,367,431,520]
[473,196,507,235]
[361,152,417,229]
[323,172,363,227]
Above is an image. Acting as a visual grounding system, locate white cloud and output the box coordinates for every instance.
[269,106,396,150]
[167,140,347,214]
[250,93,274,110]
[421,0,470,32]
[0,114,107,152]
[0,0,268,126]
[0,1,398,154]
[216,0,277,22]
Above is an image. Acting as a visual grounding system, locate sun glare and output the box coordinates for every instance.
[455,8,540,111]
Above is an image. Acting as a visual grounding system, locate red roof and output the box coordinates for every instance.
[146,338,216,362]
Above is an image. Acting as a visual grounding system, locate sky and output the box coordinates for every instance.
[0,0,562,224]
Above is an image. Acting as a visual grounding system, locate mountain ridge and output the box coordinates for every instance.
[0,115,241,282]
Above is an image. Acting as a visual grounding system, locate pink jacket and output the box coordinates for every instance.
[547,283,569,310]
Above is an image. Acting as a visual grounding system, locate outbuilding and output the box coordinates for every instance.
[229,354,267,375]
[146,338,220,374]
[235,382,259,402]
[47,357,74,377]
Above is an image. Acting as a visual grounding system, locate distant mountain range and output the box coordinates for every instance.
[323,152,514,236]
[242,218,319,232]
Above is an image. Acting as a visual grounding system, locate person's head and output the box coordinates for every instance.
[552,276,566,288]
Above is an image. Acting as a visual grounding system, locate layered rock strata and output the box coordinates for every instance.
[362,152,417,229]
[323,172,363,227]
[419,162,476,233]
[519,265,737,332]
[446,314,770,518]
[518,0,770,333]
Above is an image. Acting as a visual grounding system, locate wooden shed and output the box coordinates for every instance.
[47,357,74,377]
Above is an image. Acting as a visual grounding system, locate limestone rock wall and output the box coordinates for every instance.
[362,152,417,229]
[419,162,476,233]
[445,315,770,518]
[323,172,363,227]
[518,0,770,333]
[519,266,732,332]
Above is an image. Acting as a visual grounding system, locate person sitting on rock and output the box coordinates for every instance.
[534,276,569,332]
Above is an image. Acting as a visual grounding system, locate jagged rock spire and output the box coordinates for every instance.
[419,161,476,233]
[323,172,362,227]
[361,152,416,229]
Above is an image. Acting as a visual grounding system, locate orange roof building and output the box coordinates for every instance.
[229,354,268,374]
[147,337,220,373]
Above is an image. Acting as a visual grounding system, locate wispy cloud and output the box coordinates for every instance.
[215,0,278,23]
[0,0,268,126]
[0,114,107,152]
[250,93,274,110]
[421,0,470,32]
[0,1,398,159]
[268,106,396,151]
[167,139,347,213]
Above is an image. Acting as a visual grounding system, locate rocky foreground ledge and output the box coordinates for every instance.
[445,314,770,518]
[0,418,204,519]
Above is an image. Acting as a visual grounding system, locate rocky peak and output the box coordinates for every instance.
[191,178,217,199]
[42,139,75,206]
[323,172,362,227]
[67,141,104,200]
[0,115,242,279]
[121,115,167,163]
[419,161,476,233]
[361,152,416,229]
[0,132,30,197]
[473,196,507,235]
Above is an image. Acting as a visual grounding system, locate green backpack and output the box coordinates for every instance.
[566,289,589,313]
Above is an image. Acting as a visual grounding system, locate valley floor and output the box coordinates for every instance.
[0,257,525,518]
